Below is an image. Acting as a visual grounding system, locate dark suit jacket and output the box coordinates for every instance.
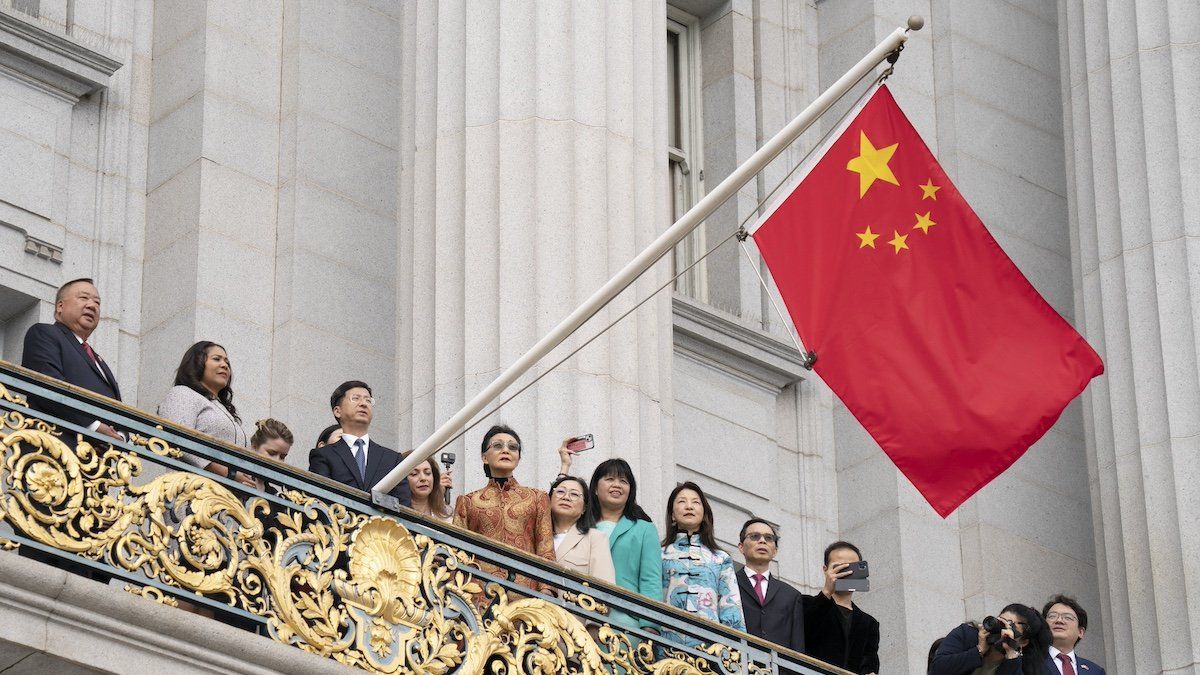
[308,437,411,506]
[737,568,805,653]
[21,321,121,430]
[803,591,880,674]
[1043,652,1105,675]
[930,622,1024,675]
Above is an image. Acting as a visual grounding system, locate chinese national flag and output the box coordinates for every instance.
[751,86,1103,517]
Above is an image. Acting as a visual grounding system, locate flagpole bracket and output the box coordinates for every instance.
[799,351,817,370]
[735,226,750,242]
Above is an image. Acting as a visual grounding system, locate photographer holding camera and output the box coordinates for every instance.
[930,604,1050,675]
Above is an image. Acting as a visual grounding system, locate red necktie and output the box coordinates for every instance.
[82,341,108,383]
[1058,654,1075,675]
[753,573,766,605]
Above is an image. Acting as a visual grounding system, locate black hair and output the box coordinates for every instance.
[173,341,239,423]
[739,517,779,544]
[588,458,652,523]
[315,423,342,447]
[330,380,372,413]
[1042,594,1088,643]
[480,424,521,478]
[822,540,862,566]
[1001,603,1052,675]
[661,481,720,552]
[549,474,596,534]
[56,277,94,303]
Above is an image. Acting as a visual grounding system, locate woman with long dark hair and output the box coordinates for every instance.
[407,457,453,522]
[930,602,1052,675]
[157,341,251,483]
[587,457,662,629]
[659,481,744,645]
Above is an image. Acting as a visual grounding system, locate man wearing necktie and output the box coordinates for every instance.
[736,518,806,655]
[21,278,122,440]
[308,380,411,506]
[1042,595,1106,675]
[20,278,123,581]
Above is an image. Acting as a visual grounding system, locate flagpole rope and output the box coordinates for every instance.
[435,76,890,449]
[737,238,809,360]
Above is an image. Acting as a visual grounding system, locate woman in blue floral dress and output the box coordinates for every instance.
[659,481,745,647]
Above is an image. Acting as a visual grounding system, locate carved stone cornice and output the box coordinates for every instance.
[0,6,122,102]
[672,294,809,392]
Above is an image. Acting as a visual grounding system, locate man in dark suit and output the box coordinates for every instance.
[308,380,411,506]
[21,278,122,439]
[803,540,880,674]
[20,278,122,581]
[1043,594,1106,675]
[736,518,805,653]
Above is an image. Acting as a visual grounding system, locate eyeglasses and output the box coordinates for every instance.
[348,394,376,405]
[551,488,584,500]
[487,441,521,452]
[744,532,777,544]
[1045,612,1078,623]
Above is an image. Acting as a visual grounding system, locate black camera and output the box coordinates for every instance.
[978,616,1018,652]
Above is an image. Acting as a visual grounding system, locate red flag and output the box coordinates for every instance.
[751,86,1103,517]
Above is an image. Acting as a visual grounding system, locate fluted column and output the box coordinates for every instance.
[1059,0,1200,671]
[396,1,674,505]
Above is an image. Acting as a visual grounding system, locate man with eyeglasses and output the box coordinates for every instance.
[308,380,411,506]
[736,519,806,654]
[1042,595,1106,674]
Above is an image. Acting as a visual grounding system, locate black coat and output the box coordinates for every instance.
[21,321,122,430]
[930,623,1025,675]
[309,437,411,506]
[803,592,880,674]
[737,568,806,653]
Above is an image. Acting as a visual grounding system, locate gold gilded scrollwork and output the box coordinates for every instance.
[0,412,754,674]
[124,584,180,607]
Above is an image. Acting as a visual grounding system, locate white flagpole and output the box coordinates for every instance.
[374,17,924,497]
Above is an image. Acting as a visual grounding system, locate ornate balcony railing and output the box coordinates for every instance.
[0,360,842,674]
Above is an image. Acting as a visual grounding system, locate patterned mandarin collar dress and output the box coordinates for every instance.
[453,477,556,591]
[661,532,746,646]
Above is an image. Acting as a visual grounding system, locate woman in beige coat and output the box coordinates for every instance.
[550,474,616,584]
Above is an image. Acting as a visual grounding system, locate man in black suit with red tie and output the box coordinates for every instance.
[20,278,122,580]
[22,278,123,439]
[308,380,411,507]
[737,519,806,654]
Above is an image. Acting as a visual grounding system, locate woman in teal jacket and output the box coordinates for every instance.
[588,458,662,629]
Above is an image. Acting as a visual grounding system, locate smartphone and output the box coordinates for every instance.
[833,560,870,592]
[566,434,594,452]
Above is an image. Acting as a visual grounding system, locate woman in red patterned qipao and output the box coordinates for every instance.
[453,424,555,591]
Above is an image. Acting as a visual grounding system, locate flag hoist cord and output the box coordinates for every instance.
[375,18,923,496]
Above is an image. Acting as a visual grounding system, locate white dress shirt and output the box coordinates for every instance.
[744,566,771,597]
[341,433,371,465]
[1049,646,1077,674]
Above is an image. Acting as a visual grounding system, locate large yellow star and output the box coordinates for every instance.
[888,231,909,254]
[856,226,880,249]
[913,211,936,234]
[846,131,899,198]
[919,179,941,200]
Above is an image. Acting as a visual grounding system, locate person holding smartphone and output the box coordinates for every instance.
[803,541,880,674]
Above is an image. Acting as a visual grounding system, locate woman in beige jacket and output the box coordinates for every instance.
[550,474,616,584]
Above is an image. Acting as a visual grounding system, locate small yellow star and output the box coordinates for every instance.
[888,231,909,254]
[846,131,900,198]
[919,179,941,200]
[913,211,936,234]
[856,226,880,249]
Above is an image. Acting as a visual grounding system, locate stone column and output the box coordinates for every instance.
[396,0,674,507]
[1059,0,1200,671]
[142,1,284,421]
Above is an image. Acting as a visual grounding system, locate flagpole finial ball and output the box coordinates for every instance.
[907,15,925,31]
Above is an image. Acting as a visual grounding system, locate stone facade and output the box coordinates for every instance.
[0,0,1192,671]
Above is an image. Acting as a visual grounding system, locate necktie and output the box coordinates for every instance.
[354,439,367,483]
[753,573,766,605]
[1058,654,1075,675]
[82,340,109,384]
